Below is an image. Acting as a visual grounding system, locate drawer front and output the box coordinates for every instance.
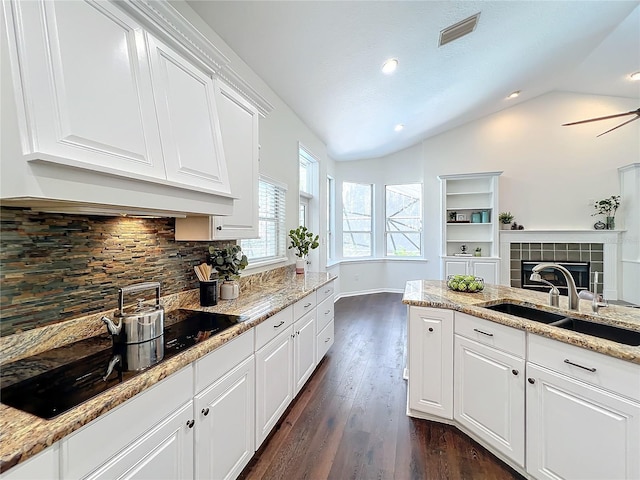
[455,312,525,357]
[195,329,253,393]
[316,281,335,304]
[293,292,316,320]
[254,306,293,351]
[316,295,334,333]
[528,334,640,401]
[316,319,334,363]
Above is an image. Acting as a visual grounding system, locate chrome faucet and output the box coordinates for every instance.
[531,263,580,311]
[529,272,560,307]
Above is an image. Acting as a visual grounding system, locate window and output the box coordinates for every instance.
[298,145,316,229]
[385,184,422,256]
[241,177,287,264]
[342,182,372,257]
[327,175,335,260]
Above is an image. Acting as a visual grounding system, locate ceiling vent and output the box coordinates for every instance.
[439,13,480,47]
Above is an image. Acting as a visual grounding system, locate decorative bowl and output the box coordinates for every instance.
[446,275,485,293]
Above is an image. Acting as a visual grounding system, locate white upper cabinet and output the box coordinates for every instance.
[147,35,230,194]
[174,80,259,240]
[1,0,273,216]
[7,0,166,179]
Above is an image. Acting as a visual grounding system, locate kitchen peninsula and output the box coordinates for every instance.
[403,280,640,480]
[0,269,336,479]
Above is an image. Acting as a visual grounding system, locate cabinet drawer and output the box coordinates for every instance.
[293,292,316,320]
[316,281,335,304]
[195,329,253,393]
[528,334,640,401]
[317,319,334,362]
[254,306,293,351]
[316,295,334,333]
[455,312,525,357]
[61,367,193,480]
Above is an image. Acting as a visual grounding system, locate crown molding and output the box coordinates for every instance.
[116,0,274,116]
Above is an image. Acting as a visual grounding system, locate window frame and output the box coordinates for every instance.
[384,183,423,257]
[240,176,287,267]
[342,181,373,258]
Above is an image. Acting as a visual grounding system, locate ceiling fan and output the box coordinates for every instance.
[562,108,640,137]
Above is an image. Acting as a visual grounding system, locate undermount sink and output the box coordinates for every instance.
[483,302,640,347]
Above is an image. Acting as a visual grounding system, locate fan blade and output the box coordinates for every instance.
[562,109,640,126]
[596,115,640,137]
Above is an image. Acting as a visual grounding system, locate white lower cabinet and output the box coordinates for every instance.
[454,335,525,467]
[85,402,194,480]
[407,307,640,479]
[0,444,59,480]
[60,367,194,480]
[255,327,294,447]
[526,335,640,480]
[293,311,317,396]
[443,258,499,285]
[407,307,454,419]
[194,355,255,480]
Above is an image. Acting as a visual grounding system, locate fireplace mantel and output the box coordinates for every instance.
[499,230,623,299]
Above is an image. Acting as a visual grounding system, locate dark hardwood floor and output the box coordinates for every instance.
[239,292,524,480]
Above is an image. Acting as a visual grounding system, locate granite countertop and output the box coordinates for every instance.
[0,270,336,473]
[403,280,640,364]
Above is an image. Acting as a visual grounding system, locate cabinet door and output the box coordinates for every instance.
[526,363,640,480]
[212,81,259,239]
[85,402,194,480]
[293,311,317,396]
[7,0,165,177]
[147,35,230,194]
[255,327,294,447]
[408,307,454,419]
[444,259,468,277]
[454,335,525,467]
[195,355,255,480]
[316,319,334,364]
[471,260,499,285]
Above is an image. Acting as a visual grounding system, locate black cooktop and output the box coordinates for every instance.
[0,309,247,419]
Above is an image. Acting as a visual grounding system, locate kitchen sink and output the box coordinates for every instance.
[482,302,640,347]
[483,302,566,324]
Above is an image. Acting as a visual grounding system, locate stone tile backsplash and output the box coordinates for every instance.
[509,242,604,292]
[0,207,233,335]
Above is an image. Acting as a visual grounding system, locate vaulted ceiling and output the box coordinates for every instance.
[187,1,640,161]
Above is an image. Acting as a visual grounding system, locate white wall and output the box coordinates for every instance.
[171,1,335,273]
[334,91,639,298]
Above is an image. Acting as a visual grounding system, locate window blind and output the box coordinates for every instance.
[241,178,287,263]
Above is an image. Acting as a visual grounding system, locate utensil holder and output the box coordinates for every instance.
[199,280,218,306]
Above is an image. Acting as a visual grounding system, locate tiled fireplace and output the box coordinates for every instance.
[499,230,623,300]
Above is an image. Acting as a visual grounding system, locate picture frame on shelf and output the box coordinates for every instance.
[456,214,467,222]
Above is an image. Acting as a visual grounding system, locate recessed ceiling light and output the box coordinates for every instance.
[382,59,398,75]
[507,90,520,99]
[630,72,640,81]
[394,124,404,132]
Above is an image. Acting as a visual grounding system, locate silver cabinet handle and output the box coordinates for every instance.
[304,302,312,308]
[186,419,195,428]
[564,359,596,372]
[512,369,519,376]
[473,328,494,337]
[325,337,331,343]
[528,378,535,384]
[201,408,209,416]
[274,321,285,328]
[216,226,222,230]
[325,310,331,315]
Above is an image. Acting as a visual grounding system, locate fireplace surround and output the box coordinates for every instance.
[499,230,622,300]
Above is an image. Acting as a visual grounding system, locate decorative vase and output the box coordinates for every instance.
[606,216,615,230]
[220,280,239,300]
[295,258,306,274]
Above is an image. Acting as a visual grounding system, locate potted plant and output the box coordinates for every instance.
[288,226,319,274]
[208,245,248,299]
[592,195,621,230]
[498,212,514,230]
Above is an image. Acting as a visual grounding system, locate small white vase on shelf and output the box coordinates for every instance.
[500,223,511,230]
[295,258,306,274]
[220,280,239,300]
